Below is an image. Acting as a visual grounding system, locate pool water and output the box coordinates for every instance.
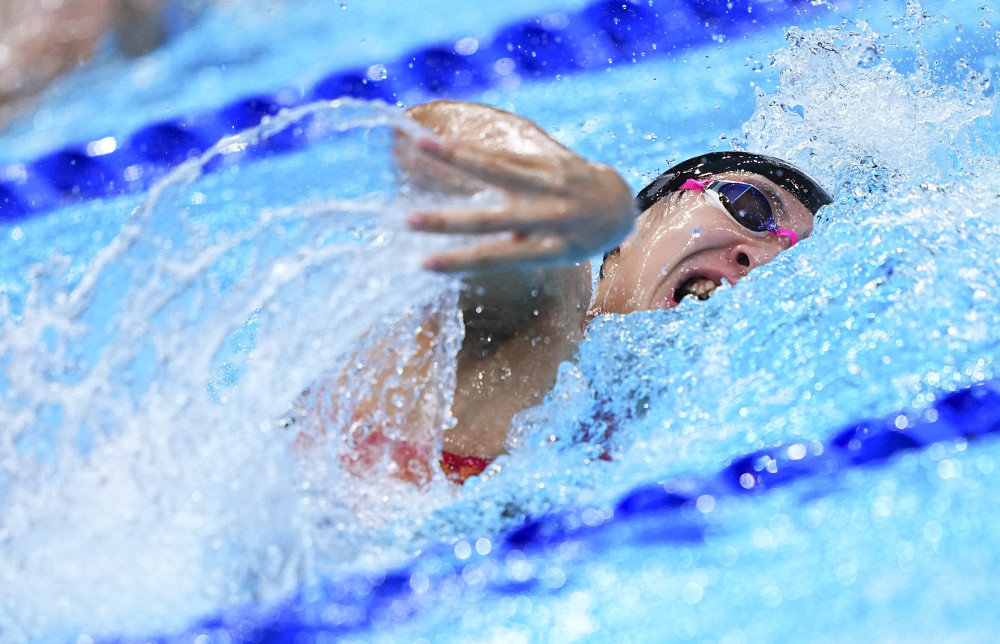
[2,0,1000,642]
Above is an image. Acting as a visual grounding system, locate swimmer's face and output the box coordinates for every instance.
[589,170,814,316]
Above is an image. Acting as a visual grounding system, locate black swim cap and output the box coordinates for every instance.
[634,150,833,216]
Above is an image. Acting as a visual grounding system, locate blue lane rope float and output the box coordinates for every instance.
[134,380,1000,642]
[0,0,834,222]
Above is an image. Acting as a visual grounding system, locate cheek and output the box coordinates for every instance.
[785,202,814,240]
[799,216,814,239]
[747,242,783,268]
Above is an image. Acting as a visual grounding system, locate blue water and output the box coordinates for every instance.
[2,0,1000,642]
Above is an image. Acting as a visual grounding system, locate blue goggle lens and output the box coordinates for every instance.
[712,181,776,234]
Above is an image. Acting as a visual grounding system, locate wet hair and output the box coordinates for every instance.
[599,151,833,279]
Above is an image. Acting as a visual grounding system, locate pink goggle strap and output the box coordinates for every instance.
[678,178,710,192]
[770,228,799,246]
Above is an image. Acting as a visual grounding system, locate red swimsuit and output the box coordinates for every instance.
[331,422,494,485]
[439,451,493,483]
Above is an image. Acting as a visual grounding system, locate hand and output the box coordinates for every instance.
[402,101,635,273]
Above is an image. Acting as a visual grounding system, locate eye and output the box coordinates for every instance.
[755,183,786,222]
[716,182,774,232]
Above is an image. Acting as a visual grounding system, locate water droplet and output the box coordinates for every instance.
[691,226,702,238]
[858,44,883,69]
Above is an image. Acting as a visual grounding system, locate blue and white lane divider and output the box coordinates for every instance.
[126,380,1000,642]
[0,0,832,222]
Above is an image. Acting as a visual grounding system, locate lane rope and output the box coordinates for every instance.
[0,0,829,221]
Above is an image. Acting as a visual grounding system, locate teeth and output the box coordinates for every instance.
[678,277,718,302]
[688,278,717,300]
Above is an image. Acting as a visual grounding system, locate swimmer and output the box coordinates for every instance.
[301,100,832,484]
[0,0,166,124]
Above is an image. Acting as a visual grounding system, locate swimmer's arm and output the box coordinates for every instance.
[401,100,632,338]
[0,0,164,118]
[402,100,635,274]
[400,101,630,457]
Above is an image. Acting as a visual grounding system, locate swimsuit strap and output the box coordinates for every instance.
[440,450,493,483]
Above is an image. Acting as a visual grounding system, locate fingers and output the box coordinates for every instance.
[416,137,571,195]
[408,195,573,235]
[422,234,569,273]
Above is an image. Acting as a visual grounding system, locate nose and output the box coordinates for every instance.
[728,242,780,277]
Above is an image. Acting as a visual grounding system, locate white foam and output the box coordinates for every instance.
[0,100,482,639]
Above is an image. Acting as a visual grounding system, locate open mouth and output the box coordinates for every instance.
[674,275,720,304]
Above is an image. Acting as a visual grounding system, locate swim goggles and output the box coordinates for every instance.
[677,177,798,246]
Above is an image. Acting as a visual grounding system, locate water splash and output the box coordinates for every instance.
[0,100,484,639]
[439,18,1000,539]
[737,20,995,192]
